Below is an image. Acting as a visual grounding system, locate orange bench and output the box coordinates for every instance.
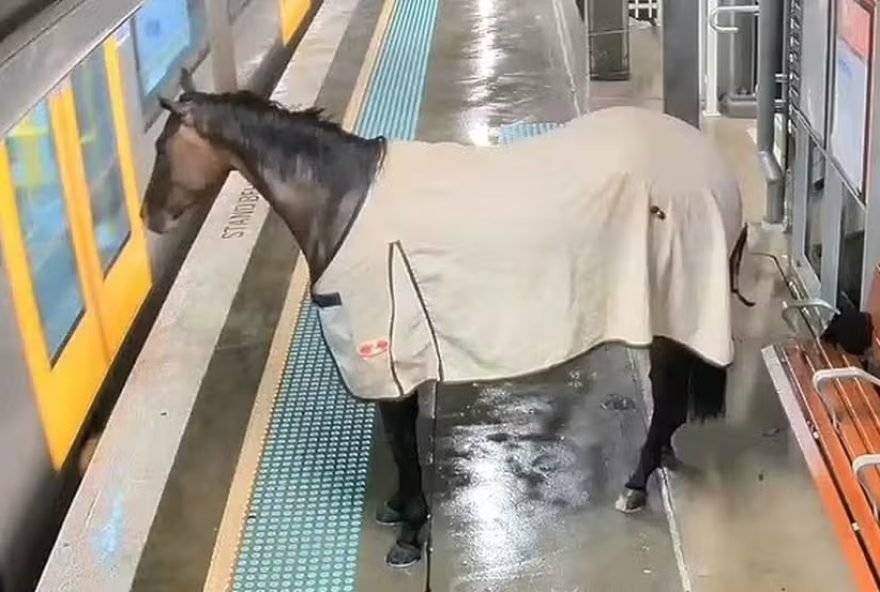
[763,265,880,591]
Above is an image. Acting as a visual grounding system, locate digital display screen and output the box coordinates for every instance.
[830,0,872,191]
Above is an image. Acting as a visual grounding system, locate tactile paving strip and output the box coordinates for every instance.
[232,301,374,592]
[356,0,440,139]
[497,121,563,143]
[230,0,441,590]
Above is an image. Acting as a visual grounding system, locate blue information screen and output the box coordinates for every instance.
[134,0,192,94]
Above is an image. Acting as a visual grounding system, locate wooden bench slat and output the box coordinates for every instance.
[788,347,880,580]
[765,345,879,591]
[823,347,880,465]
[802,349,880,512]
[807,345,880,469]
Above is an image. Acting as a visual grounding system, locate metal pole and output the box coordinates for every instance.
[662,0,700,127]
[756,0,785,223]
[206,0,238,92]
[588,0,630,81]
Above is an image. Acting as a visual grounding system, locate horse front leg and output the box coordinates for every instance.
[377,395,428,567]
[616,338,691,513]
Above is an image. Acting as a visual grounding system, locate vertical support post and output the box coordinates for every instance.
[757,0,785,223]
[662,0,700,127]
[206,0,238,92]
[588,0,630,81]
[704,0,720,117]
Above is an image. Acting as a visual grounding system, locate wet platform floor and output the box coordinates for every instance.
[432,345,681,591]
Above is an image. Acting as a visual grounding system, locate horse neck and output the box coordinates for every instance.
[227,131,380,281]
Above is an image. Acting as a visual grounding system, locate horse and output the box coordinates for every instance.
[142,70,751,568]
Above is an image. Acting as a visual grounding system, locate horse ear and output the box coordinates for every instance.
[180,68,196,93]
[158,96,194,125]
[159,96,182,114]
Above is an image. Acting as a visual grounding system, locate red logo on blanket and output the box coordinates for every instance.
[358,339,389,358]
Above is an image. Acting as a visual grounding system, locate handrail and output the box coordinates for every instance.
[854,454,880,518]
[781,298,840,334]
[813,367,880,431]
[708,4,759,33]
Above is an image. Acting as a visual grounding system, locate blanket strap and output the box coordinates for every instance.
[312,292,342,308]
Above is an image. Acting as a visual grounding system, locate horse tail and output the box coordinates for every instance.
[687,359,727,421]
[652,338,727,424]
[729,224,755,307]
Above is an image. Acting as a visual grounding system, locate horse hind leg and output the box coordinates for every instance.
[377,396,429,567]
[616,338,691,513]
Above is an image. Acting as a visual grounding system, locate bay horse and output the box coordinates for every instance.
[142,71,751,568]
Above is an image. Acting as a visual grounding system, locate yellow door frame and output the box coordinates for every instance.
[0,36,152,468]
[0,93,109,468]
[278,0,311,43]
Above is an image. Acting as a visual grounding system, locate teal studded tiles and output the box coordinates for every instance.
[232,300,375,592]
[497,121,563,143]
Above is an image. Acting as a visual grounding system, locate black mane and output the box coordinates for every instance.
[181,90,386,184]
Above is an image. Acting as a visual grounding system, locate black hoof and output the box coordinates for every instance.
[375,502,404,526]
[615,487,647,513]
[386,542,421,568]
[661,445,682,471]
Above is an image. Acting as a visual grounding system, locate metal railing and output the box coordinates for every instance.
[629,0,660,22]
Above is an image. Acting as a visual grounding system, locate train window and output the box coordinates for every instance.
[71,49,132,274]
[5,101,86,361]
[837,188,866,309]
[132,0,208,122]
[804,143,826,278]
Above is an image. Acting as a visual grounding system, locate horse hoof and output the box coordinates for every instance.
[385,542,421,568]
[615,488,647,513]
[375,502,404,526]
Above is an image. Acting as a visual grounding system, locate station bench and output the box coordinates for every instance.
[763,265,880,591]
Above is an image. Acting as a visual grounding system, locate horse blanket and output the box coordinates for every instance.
[312,106,743,401]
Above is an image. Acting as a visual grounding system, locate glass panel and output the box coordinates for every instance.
[804,142,826,276]
[132,0,207,102]
[829,0,872,193]
[800,0,830,140]
[5,101,85,361]
[71,49,131,274]
[838,189,866,309]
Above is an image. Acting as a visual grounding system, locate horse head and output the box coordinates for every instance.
[141,68,232,233]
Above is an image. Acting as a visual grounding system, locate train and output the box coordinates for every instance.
[0,0,319,589]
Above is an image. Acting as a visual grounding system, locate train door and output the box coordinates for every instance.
[64,43,151,361]
[278,0,309,42]
[0,38,151,468]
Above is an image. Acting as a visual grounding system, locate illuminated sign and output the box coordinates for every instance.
[830,0,872,191]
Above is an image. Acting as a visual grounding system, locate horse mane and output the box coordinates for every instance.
[180,90,386,181]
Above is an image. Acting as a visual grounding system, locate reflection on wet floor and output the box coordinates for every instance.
[417,0,580,142]
[432,345,681,591]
